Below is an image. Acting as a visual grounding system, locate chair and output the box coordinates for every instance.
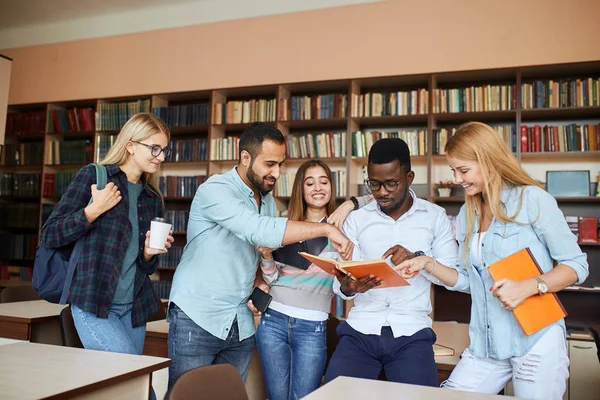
[169,364,249,400]
[589,326,600,363]
[0,284,40,303]
[59,306,84,348]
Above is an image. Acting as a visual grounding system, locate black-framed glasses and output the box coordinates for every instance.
[365,179,401,192]
[133,141,171,158]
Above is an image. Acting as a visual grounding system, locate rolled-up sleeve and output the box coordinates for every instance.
[527,186,589,284]
[193,180,287,248]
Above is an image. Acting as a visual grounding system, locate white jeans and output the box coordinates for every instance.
[441,325,569,400]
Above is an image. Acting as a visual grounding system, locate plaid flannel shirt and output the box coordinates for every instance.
[40,164,162,327]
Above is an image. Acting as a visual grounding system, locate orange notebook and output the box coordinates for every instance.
[298,252,410,289]
[487,248,567,336]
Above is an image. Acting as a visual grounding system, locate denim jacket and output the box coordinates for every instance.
[446,185,588,360]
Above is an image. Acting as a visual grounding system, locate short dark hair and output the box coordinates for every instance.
[238,122,285,159]
[368,138,411,172]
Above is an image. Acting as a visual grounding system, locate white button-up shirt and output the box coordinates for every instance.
[334,189,458,338]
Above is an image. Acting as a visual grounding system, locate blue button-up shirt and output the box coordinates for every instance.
[169,167,287,340]
[447,185,589,359]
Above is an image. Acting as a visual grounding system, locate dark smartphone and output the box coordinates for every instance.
[249,287,272,314]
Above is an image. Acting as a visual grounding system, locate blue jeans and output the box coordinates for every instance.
[167,303,256,390]
[72,303,155,400]
[71,303,147,354]
[323,322,438,387]
[256,309,327,400]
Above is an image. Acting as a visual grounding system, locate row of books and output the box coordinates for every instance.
[5,111,46,136]
[210,137,239,161]
[95,134,116,162]
[0,204,39,230]
[434,125,517,155]
[522,78,600,109]
[159,175,207,198]
[281,94,348,121]
[153,103,210,127]
[433,85,517,113]
[152,280,172,300]
[351,90,429,117]
[3,142,44,166]
[566,216,600,243]
[45,139,93,165]
[42,172,77,198]
[164,210,189,233]
[520,123,599,153]
[213,99,277,125]
[352,130,427,158]
[49,108,96,133]
[165,139,208,163]
[96,99,151,131]
[274,170,347,197]
[0,234,37,261]
[159,247,184,269]
[0,173,41,197]
[41,204,55,226]
[286,132,346,159]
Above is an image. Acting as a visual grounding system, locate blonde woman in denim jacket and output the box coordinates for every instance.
[396,122,589,400]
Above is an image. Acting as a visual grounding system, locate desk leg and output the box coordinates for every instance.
[30,320,62,345]
[74,374,151,399]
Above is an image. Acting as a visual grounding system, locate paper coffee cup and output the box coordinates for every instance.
[149,217,172,249]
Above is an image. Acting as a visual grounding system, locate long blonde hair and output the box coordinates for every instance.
[100,112,170,199]
[445,122,543,259]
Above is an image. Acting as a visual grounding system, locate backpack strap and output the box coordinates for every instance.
[60,163,107,304]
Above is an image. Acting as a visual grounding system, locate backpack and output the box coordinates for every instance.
[32,164,108,304]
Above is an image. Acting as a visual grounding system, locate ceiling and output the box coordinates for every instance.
[0,0,385,50]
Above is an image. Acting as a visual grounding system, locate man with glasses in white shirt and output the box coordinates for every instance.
[323,138,458,387]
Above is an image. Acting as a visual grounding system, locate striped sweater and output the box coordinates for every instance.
[261,244,339,313]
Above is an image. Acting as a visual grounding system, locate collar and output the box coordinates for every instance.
[106,163,155,196]
[230,166,267,204]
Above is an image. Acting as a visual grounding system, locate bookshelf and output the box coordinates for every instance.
[1,61,598,325]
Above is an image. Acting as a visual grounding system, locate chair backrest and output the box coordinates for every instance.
[589,326,600,363]
[59,306,84,348]
[0,284,41,303]
[170,364,249,400]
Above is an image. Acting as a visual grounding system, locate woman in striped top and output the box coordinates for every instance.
[255,159,338,400]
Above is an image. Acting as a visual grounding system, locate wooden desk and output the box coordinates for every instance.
[0,342,170,400]
[304,376,516,400]
[143,319,168,358]
[0,280,32,289]
[432,321,470,383]
[0,300,66,345]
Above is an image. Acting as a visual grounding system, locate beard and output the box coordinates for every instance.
[246,163,275,196]
[377,188,409,214]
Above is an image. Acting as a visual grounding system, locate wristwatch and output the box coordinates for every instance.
[350,196,360,211]
[414,250,425,257]
[534,276,548,295]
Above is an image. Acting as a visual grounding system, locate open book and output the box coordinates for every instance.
[488,247,567,336]
[298,252,410,289]
[433,343,455,357]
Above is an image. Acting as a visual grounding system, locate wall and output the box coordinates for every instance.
[0,55,12,144]
[3,0,600,105]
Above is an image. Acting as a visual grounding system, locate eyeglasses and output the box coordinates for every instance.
[133,141,171,158]
[365,179,401,192]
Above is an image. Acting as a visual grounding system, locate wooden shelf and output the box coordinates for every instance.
[47,131,95,139]
[432,196,464,203]
[520,106,600,120]
[279,118,347,130]
[352,114,428,127]
[0,196,40,202]
[285,157,346,164]
[433,110,516,123]
[579,242,600,247]
[162,161,208,168]
[168,124,209,135]
[521,151,600,161]
[351,155,427,164]
[212,121,276,131]
[163,196,194,202]
[44,164,86,171]
[0,165,43,172]
[0,259,34,267]
[4,134,45,141]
